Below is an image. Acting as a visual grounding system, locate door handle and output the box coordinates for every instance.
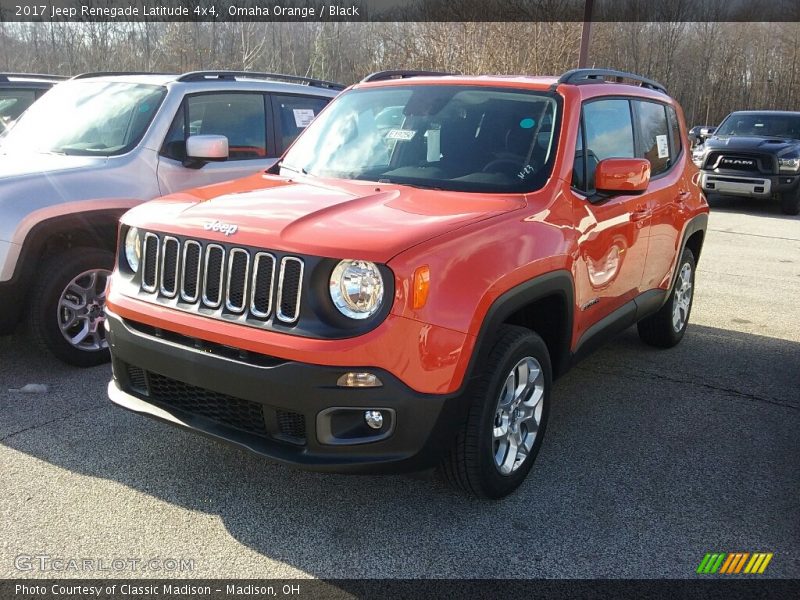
[630,206,651,222]
[675,190,691,204]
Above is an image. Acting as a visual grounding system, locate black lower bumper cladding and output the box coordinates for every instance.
[105,310,466,473]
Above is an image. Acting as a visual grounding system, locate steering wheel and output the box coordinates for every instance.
[481,158,521,174]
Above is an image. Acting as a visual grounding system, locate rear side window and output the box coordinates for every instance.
[581,99,635,191]
[162,93,268,161]
[0,88,37,125]
[634,100,670,176]
[272,94,330,153]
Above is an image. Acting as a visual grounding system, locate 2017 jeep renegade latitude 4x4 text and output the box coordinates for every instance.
[106,69,708,498]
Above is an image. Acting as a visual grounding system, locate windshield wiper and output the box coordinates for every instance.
[279,162,308,175]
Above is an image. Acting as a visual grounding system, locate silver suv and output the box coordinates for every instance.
[0,71,342,366]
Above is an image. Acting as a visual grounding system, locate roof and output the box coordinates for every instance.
[0,73,66,84]
[726,110,800,116]
[353,68,669,97]
[68,71,344,95]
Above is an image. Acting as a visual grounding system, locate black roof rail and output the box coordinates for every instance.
[0,73,67,82]
[176,70,346,90]
[71,71,175,80]
[361,70,457,83]
[553,68,667,94]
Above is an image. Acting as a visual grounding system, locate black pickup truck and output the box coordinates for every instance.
[696,110,800,215]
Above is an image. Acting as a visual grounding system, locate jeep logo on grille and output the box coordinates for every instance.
[203,220,238,236]
[720,158,756,168]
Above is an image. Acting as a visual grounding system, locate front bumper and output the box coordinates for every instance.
[106,310,468,473]
[699,171,800,198]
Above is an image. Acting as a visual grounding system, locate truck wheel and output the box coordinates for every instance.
[440,325,551,499]
[780,191,800,216]
[27,247,114,367]
[638,248,696,348]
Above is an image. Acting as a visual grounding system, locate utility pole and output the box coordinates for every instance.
[578,0,594,68]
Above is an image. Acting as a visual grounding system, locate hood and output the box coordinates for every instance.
[123,173,527,262]
[705,136,800,155]
[0,152,106,179]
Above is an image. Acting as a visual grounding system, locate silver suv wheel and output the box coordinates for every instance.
[57,268,111,351]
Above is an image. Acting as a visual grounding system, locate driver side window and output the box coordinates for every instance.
[573,99,635,193]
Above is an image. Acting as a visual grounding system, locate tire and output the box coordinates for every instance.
[27,247,114,367]
[440,325,551,499]
[780,191,800,216]
[637,248,696,348]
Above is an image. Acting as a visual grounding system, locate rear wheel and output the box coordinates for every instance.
[27,247,114,367]
[638,248,696,348]
[780,190,800,216]
[440,325,551,499]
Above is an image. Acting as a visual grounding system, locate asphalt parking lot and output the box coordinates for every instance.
[1,197,798,580]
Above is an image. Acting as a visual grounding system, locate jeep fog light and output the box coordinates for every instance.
[364,410,384,430]
[330,260,384,319]
[124,227,142,272]
[337,372,383,388]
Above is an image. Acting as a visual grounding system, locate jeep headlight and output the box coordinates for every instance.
[124,227,142,272]
[329,260,384,319]
[692,147,705,167]
[778,157,800,173]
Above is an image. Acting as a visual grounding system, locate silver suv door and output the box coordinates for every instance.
[156,92,276,194]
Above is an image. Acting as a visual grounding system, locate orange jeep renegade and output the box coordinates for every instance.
[106,69,708,498]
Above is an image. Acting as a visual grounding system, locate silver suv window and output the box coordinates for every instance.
[1,81,166,156]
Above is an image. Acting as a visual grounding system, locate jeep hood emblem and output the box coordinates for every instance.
[204,220,238,236]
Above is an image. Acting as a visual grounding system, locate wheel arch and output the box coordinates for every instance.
[461,270,575,391]
[3,210,124,328]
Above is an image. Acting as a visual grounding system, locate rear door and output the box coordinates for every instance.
[634,100,687,290]
[156,91,275,195]
[569,98,651,323]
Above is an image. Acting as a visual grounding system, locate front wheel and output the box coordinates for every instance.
[439,325,551,499]
[638,248,696,348]
[780,191,800,216]
[27,247,114,367]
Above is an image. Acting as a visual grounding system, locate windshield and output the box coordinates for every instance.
[715,113,800,140]
[279,85,561,193]
[1,81,166,156]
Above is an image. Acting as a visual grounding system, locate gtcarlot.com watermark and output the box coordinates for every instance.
[14,554,194,573]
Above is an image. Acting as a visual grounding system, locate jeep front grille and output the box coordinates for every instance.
[138,232,304,326]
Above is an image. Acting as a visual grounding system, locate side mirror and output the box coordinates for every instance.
[184,134,228,168]
[595,158,651,195]
[699,127,716,140]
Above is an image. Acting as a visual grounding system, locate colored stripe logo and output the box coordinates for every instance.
[697,552,773,574]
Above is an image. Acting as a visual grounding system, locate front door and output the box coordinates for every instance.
[570,98,650,330]
[157,92,276,195]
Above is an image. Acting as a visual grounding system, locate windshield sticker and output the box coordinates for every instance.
[656,134,669,159]
[385,128,417,141]
[520,117,536,129]
[293,108,315,128]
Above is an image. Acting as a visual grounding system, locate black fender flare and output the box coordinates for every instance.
[458,269,575,394]
[667,212,708,296]
[2,209,125,329]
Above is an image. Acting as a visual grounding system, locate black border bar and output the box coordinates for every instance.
[3,579,800,600]
[2,0,800,23]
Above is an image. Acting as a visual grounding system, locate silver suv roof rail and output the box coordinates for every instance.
[554,68,667,94]
[361,70,456,83]
[176,71,346,90]
[71,72,175,80]
[0,73,67,82]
